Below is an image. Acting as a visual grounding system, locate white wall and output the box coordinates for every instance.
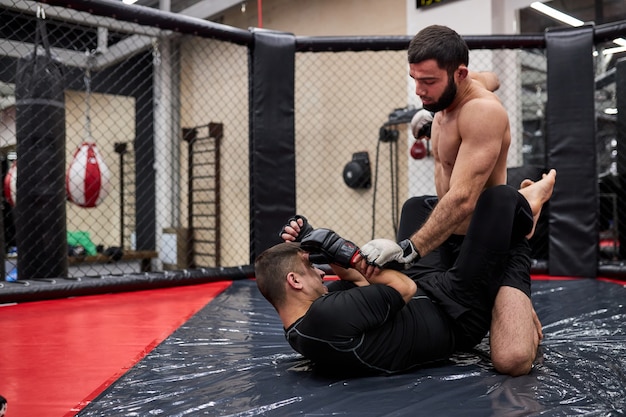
[494,0,539,34]
[407,0,493,36]
[406,0,536,36]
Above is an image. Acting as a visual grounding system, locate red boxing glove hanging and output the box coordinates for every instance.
[3,161,16,207]
[66,142,111,208]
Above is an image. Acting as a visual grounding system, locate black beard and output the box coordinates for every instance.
[423,75,457,113]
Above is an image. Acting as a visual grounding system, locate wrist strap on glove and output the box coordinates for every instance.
[399,239,421,263]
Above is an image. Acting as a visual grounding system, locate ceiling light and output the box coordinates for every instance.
[602,46,626,55]
[122,0,138,4]
[530,2,584,27]
[530,2,626,50]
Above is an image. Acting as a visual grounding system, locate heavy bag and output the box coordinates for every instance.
[66,142,111,208]
[14,18,68,279]
[3,161,16,207]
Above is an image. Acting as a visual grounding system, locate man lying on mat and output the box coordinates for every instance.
[254,170,555,376]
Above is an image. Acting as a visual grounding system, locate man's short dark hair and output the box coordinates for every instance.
[255,242,303,309]
[407,25,469,75]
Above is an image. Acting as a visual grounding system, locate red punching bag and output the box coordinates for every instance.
[66,142,111,208]
[3,161,16,207]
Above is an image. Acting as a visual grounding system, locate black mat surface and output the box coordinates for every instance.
[77,278,626,416]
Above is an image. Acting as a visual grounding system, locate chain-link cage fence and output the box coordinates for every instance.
[0,2,250,281]
[595,38,621,263]
[0,0,624,288]
[293,46,553,263]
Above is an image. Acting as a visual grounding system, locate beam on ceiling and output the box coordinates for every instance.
[179,0,241,20]
[0,0,164,36]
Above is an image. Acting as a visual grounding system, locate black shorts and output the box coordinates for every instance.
[400,186,534,349]
[426,235,532,299]
[406,238,532,350]
[398,195,532,299]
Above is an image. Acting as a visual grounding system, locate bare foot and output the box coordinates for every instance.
[518,169,556,238]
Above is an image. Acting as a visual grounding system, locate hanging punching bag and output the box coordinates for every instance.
[15,16,68,279]
[3,161,16,207]
[66,142,111,208]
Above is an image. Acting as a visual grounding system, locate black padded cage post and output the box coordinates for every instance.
[545,24,598,277]
[616,58,626,260]
[248,29,297,262]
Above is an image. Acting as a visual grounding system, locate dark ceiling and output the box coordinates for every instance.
[519,0,626,33]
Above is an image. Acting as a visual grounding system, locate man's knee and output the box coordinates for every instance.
[492,345,535,376]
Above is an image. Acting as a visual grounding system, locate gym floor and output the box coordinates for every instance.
[1,277,625,416]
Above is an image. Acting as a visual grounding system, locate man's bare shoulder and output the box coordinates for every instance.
[457,95,509,133]
[459,94,506,117]
[470,81,503,102]
[456,80,502,109]
[469,71,500,92]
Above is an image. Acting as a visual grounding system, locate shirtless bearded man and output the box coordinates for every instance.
[360,25,542,376]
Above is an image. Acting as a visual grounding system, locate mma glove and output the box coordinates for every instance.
[360,238,421,268]
[278,215,314,242]
[410,109,434,139]
[300,228,359,269]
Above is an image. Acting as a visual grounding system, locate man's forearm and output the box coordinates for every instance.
[330,264,369,286]
[366,269,417,304]
[410,197,471,257]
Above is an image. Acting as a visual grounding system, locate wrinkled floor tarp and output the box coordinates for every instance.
[77,278,626,416]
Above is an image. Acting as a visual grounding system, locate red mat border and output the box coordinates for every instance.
[0,280,233,417]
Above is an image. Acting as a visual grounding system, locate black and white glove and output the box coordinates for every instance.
[300,228,359,269]
[410,109,434,139]
[278,214,314,242]
[360,238,420,268]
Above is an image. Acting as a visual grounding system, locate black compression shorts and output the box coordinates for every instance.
[432,235,532,299]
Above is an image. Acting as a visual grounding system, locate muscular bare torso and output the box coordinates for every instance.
[430,79,511,235]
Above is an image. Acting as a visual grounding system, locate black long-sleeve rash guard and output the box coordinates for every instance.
[284,281,456,375]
